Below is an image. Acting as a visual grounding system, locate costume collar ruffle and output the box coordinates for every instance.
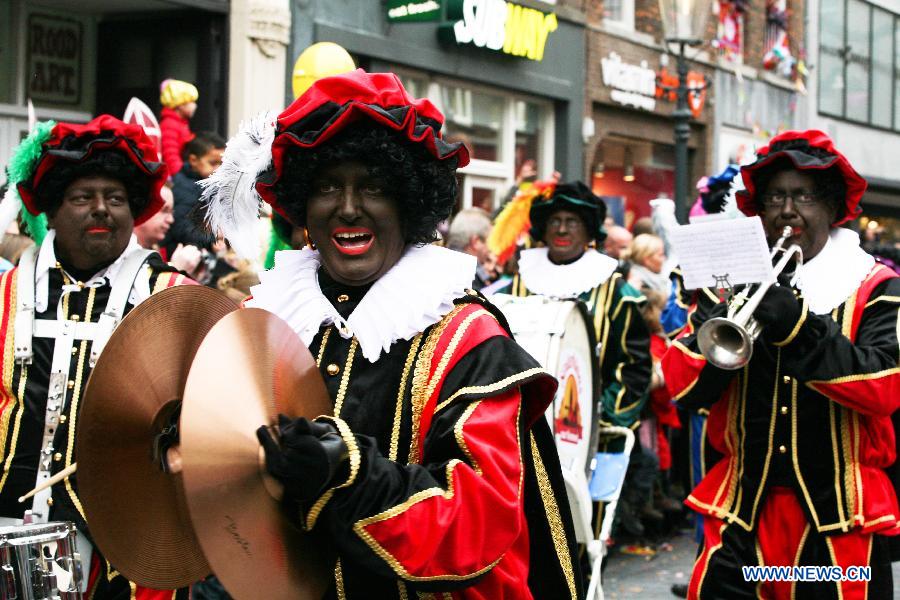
[518,247,617,298]
[34,230,148,313]
[246,244,476,362]
[796,228,874,315]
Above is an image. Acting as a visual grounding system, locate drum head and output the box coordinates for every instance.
[492,295,599,478]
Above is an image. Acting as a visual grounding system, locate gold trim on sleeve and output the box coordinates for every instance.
[351,459,504,581]
[453,401,483,476]
[303,416,362,530]
[773,300,808,346]
[435,366,547,414]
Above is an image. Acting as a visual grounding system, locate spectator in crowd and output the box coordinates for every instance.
[446,207,498,290]
[134,184,174,250]
[632,216,655,237]
[623,233,669,295]
[159,78,199,176]
[603,224,633,260]
[162,132,225,257]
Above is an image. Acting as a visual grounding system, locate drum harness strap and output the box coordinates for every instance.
[8,245,152,587]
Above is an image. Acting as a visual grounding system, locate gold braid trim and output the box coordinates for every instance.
[315,327,332,368]
[0,367,27,494]
[303,416,361,530]
[390,333,422,462]
[408,305,466,464]
[335,559,346,600]
[64,286,96,522]
[529,433,577,599]
[332,338,358,417]
[0,273,19,492]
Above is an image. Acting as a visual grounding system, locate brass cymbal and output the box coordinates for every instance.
[77,285,238,588]
[180,308,335,600]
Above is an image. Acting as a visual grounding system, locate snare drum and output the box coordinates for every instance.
[491,294,599,478]
[0,522,82,600]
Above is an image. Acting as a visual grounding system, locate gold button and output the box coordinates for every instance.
[46,498,54,506]
[465,288,477,296]
[779,445,787,454]
[336,294,350,303]
[70,347,77,355]
[71,315,80,321]
[326,363,340,376]
[67,380,75,390]
[782,376,790,384]
[780,406,789,415]
[59,415,67,424]
[53,453,62,462]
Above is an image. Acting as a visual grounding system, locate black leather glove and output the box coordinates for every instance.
[752,281,803,344]
[256,415,349,504]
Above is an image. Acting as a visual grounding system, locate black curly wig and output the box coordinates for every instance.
[752,139,846,222]
[272,123,459,246]
[36,151,152,219]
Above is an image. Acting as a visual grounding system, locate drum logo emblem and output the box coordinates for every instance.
[555,357,584,443]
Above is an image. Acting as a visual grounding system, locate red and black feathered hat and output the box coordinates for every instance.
[737,129,866,226]
[255,69,469,213]
[16,114,168,225]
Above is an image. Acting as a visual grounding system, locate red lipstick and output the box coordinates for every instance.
[331,227,375,256]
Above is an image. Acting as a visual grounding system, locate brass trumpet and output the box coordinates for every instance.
[697,226,803,370]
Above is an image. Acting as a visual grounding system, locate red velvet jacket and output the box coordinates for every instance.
[299,278,582,599]
[663,264,900,536]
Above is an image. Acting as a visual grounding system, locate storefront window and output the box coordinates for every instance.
[514,100,541,175]
[591,139,675,227]
[871,8,893,129]
[819,0,900,131]
[0,1,13,105]
[399,75,428,100]
[440,84,505,162]
[846,0,871,123]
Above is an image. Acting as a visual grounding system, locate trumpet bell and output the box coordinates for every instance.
[697,317,754,370]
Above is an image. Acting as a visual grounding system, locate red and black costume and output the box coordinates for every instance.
[0,116,193,600]
[242,70,583,599]
[663,130,899,600]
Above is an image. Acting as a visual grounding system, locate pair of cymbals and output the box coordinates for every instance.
[77,285,334,599]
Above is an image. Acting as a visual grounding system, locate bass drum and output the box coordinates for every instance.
[491,294,599,478]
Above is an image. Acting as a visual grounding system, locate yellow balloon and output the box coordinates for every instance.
[291,42,356,99]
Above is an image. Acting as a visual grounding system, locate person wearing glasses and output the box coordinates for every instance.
[663,130,899,599]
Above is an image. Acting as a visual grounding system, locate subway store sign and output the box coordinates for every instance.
[440,0,558,61]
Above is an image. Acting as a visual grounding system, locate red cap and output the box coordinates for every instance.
[256,69,469,212]
[737,129,866,226]
[17,114,168,225]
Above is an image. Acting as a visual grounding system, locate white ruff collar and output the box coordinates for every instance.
[518,248,617,298]
[246,244,476,362]
[35,230,149,313]
[796,228,875,315]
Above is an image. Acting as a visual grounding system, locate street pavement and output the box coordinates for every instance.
[600,530,900,599]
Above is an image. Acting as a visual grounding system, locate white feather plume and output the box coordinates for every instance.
[0,185,22,240]
[199,111,276,260]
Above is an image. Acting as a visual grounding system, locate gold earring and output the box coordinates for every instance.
[303,228,317,250]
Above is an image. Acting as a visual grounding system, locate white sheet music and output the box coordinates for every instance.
[669,217,773,290]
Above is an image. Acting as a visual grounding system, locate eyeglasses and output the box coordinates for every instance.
[760,192,819,208]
